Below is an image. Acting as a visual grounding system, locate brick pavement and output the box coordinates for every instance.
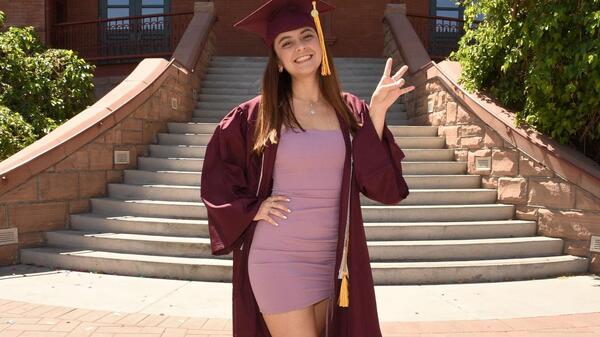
[0,298,599,337]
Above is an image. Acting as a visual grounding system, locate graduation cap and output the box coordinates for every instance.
[233,0,335,76]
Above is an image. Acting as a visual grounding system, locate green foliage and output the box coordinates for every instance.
[0,105,36,161]
[0,11,95,160]
[451,0,600,162]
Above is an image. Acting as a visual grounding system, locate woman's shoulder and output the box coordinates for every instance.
[340,91,369,121]
[217,94,262,131]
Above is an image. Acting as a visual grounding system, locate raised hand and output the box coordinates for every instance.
[369,58,415,116]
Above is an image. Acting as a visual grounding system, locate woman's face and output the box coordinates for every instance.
[273,26,322,79]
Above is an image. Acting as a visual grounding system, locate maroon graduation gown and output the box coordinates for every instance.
[200,92,409,337]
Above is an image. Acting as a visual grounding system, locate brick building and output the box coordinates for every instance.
[0,0,465,77]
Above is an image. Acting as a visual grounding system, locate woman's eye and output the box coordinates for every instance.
[283,42,290,47]
[304,35,313,39]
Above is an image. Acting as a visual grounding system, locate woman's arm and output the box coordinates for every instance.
[200,106,263,256]
[351,99,410,205]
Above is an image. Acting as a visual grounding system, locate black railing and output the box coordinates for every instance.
[52,12,194,63]
[406,13,480,61]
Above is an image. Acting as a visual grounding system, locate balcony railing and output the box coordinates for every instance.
[52,12,194,63]
[406,13,480,61]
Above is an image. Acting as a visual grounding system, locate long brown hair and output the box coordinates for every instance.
[251,43,361,156]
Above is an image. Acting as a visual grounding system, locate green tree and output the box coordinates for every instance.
[0,10,96,160]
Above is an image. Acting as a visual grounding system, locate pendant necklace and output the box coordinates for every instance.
[293,95,319,115]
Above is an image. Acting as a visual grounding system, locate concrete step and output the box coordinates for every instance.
[138,156,466,175]
[123,170,480,189]
[138,157,204,172]
[20,247,232,282]
[364,219,536,240]
[195,100,405,111]
[166,122,438,137]
[200,80,380,92]
[44,230,222,259]
[191,116,410,125]
[199,87,378,98]
[107,183,496,205]
[69,212,532,241]
[148,144,453,161]
[123,169,202,186]
[70,213,208,237]
[192,108,407,119]
[211,56,387,64]
[43,229,564,263]
[203,73,387,84]
[157,133,445,149]
[207,66,388,76]
[89,197,513,222]
[20,247,589,284]
[371,255,589,285]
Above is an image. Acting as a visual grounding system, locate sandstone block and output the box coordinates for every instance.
[79,171,106,198]
[498,177,527,204]
[39,172,78,200]
[492,149,518,176]
[528,178,575,209]
[460,136,483,149]
[0,179,37,203]
[69,199,90,214]
[0,245,18,266]
[519,154,553,177]
[515,205,539,221]
[9,202,67,233]
[88,145,113,170]
[575,188,600,211]
[446,102,457,124]
[55,150,90,172]
[537,208,600,241]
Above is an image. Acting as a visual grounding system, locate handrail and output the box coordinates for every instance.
[0,7,216,196]
[384,8,600,199]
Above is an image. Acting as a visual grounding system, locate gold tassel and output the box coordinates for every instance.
[311,1,331,76]
[338,270,349,307]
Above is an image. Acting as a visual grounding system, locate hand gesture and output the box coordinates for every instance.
[370,58,415,114]
[253,195,292,227]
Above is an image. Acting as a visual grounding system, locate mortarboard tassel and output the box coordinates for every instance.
[338,270,349,307]
[311,1,331,76]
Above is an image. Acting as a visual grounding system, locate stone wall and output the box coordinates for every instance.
[0,25,217,267]
[383,19,600,274]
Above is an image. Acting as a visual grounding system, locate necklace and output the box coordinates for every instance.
[292,95,320,115]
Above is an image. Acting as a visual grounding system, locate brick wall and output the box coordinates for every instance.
[0,0,47,42]
[214,0,407,57]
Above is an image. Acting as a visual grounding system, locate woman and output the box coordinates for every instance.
[200,1,414,337]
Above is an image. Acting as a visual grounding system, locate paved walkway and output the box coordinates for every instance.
[1,264,599,336]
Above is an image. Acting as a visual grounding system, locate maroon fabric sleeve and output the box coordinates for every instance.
[200,106,262,256]
[349,95,410,204]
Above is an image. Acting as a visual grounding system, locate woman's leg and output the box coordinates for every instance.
[262,305,319,337]
[313,297,331,337]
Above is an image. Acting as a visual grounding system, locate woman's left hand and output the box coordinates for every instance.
[369,58,415,116]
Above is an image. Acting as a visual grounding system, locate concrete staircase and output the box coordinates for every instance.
[20,56,589,285]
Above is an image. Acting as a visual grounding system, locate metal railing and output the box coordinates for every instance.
[52,12,194,63]
[406,13,480,61]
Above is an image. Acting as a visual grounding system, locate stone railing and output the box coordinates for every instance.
[383,3,600,274]
[0,2,217,266]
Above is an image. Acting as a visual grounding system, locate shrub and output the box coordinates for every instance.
[451,0,600,162]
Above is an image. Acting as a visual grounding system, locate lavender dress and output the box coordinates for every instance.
[248,125,345,314]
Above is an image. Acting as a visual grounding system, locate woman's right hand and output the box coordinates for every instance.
[253,195,292,227]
